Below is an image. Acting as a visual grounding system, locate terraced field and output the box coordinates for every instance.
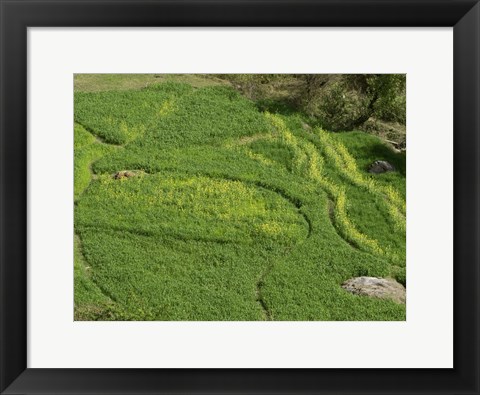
[74,77,406,321]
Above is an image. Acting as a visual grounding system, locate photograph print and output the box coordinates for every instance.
[74,74,406,321]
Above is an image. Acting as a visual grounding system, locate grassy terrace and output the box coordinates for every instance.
[74,75,406,321]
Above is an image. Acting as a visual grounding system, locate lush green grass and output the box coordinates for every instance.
[74,123,119,201]
[74,77,406,321]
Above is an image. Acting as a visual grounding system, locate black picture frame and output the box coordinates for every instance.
[1,1,479,394]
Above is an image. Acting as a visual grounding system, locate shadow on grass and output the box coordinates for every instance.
[255,98,299,117]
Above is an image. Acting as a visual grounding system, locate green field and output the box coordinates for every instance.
[74,75,406,321]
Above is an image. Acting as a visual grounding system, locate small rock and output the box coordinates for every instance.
[302,122,312,131]
[113,170,136,180]
[341,276,405,304]
[368,160,395,174]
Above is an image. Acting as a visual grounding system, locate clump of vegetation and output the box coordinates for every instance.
[220,74,406,144]
[74,74,406,321]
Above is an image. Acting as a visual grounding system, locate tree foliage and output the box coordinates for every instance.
[219,74,406,133]
[316,74,406,131]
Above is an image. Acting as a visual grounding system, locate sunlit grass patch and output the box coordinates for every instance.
[74,123,119,201]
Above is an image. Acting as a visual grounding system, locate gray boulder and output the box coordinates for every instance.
[368,160,395,174]
[341,276,406,304]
